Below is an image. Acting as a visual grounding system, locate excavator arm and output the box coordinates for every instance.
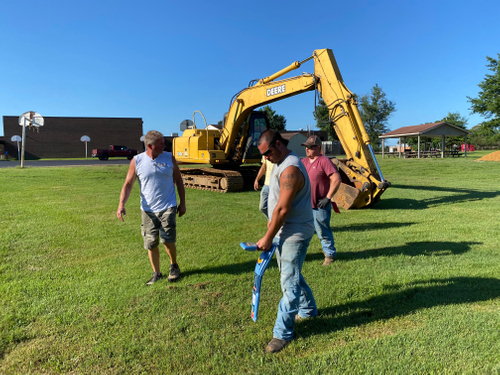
[173,48,389,208]
[217,48,389,208]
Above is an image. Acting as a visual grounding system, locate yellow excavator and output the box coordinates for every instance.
[173,48,390,209]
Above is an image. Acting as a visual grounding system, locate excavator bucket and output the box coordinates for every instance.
[333,183,361,210]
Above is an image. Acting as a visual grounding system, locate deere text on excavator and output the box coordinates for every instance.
[173,48,390,209]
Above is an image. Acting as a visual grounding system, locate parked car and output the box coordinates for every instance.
[92,145,138,160]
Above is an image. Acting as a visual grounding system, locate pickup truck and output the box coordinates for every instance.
[92,145,138,160]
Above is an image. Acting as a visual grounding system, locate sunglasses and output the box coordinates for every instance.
[261,140,277,156]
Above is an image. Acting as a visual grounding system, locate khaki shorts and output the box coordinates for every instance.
[141,208,177,250]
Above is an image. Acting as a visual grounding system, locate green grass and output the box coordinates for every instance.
[1,151,500,374]
[0,157,129,161]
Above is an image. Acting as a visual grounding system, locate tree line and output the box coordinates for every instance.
[257,53,500,151]
[467,54,500,149]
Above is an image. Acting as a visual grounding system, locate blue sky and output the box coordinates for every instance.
[1,0,499,143]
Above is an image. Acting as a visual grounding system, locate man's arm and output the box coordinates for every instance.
[256,165,303,251]
[117,158,137,221]
[326,172,341,200]
[318,161,343,208]
[254,162,266,191]
[172,156,186,217]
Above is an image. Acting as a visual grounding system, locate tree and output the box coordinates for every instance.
[313,85,395,146]
[313,98,338,140]
[261,105,286,131]
[358,84,396,150]
[469,124,500,150]
[468,54,500,131]
[440,112,468,129]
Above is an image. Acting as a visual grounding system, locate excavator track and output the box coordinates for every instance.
[180,168,244,193]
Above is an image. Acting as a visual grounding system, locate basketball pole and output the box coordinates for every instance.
[20,118,26,168]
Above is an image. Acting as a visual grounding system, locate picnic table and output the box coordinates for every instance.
[385,152,399,158]
[384,150,464,159]
[404,151,418,158]
[420,151,441,158]
[445,150,463,157]
[404,151,441,158]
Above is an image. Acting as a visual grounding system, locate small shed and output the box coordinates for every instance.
[281,131,308,157]
[379,122,471,158]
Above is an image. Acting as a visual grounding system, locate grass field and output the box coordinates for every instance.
[1,151,500,374]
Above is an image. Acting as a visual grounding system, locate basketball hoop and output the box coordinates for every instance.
[18,111,44,168]
[19,111,44,133]
[80,135,91,159]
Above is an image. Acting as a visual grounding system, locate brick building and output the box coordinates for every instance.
[0,116,143,159]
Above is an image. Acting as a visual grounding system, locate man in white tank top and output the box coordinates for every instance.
[117,130,186,285]
[256,130,317,354]
[254,156,274,219]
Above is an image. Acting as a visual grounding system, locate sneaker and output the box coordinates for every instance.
[265,338,291,353]
[146,272,162,285]
[168,263,181,282]
[322,257,335,266]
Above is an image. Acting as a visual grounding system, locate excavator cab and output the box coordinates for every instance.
[240,111,269,162]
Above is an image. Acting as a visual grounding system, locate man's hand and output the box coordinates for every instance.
[117,206,126,221]
[177,202,186,218]
[256,238,273,252]
[117,159,136,222]
[317,197,331,209]
[254,180,260,191]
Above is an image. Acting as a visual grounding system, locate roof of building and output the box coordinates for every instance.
[379,122,470,138]
[280,131,304,140]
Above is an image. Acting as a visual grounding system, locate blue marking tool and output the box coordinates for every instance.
[240,243,276,322]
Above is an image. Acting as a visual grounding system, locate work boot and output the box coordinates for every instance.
[168,263,181,282]
[322,256,335,266]
[146,272,162,285]
[265,338,291,353]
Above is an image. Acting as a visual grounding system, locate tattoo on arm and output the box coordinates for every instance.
[281,173,294,190]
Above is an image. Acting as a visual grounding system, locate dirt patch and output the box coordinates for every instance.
[194,281,211,289]
[477,151,500,161]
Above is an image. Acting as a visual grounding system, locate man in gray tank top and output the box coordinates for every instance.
[117,130,186,285]
[256,130,318,354]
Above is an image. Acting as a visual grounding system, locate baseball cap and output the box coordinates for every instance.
[301,135,322,147]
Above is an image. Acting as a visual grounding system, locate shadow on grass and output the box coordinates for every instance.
[376,184,500,210]
[183,240,479,277]
[305,240,481,263]
[334,222,416,233]
[298,276,500,339]
[182,259,278,277]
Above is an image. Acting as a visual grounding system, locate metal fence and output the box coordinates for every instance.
[322,140,344,156]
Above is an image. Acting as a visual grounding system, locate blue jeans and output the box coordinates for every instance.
[313,205,336,258]
[273,236,317,341]
[259,184,269,219]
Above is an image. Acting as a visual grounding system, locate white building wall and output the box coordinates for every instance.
[286,133,308,158]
